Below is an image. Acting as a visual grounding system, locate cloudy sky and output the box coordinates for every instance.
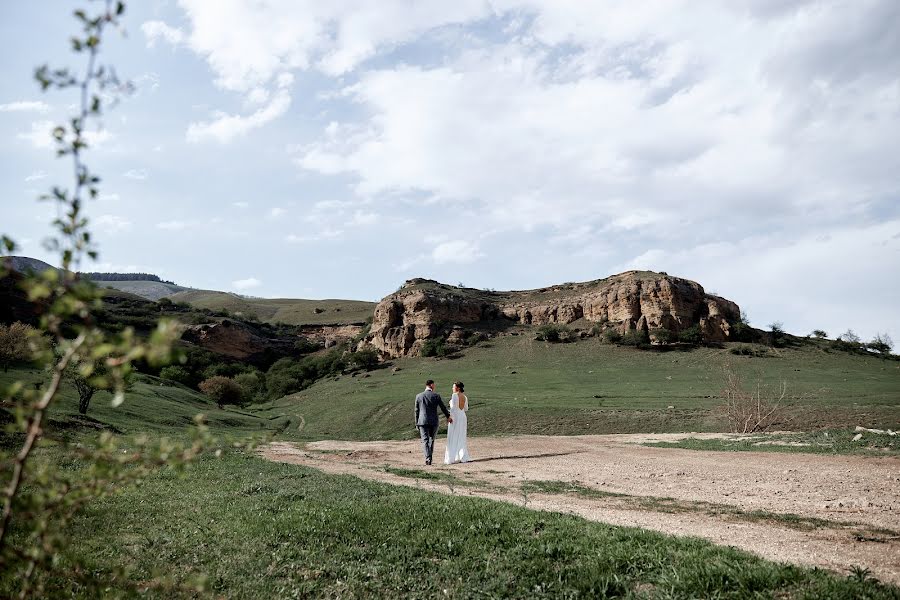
[1,1,898,342]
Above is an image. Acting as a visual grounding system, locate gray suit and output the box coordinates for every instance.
[415,388,450,464]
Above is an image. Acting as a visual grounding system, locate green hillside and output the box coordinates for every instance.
[260,333,900,441]
[167,289,375,325]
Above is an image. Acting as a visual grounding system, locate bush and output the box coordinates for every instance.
[534,324,575,343]
[233,371,265,403]
[769,322,787,348]
[678,325,703,346]
[0,321,38,371]
[264,350,347,399]
[832,329,863,353]
[867,333,893,357]
[198,376,244,408]
[348,347,380,371]
[650,328,674,345]
[812,329,827,339]
[621,330,650,347]
[294,337,320,354]
[603,329,622,344]
[159,365,192,386]
[421,338,448,357]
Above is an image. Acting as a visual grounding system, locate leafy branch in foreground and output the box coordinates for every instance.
[0,2,203,596]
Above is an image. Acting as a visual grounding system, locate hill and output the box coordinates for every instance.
[167,289,375,326]
[4,256,55,274]
[93,279,190,300]
[262,332,900,442]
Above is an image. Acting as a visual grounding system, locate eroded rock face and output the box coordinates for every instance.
[181,319,293,362]
[368,272,741,357]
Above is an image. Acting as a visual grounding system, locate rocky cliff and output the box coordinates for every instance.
[367,271,741,357]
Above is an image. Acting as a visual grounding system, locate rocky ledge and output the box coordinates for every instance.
[367,271,740,358]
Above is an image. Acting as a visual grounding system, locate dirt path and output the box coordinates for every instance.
[261,433,900,584]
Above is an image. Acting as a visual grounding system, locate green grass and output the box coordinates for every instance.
[0,368,269,439]
[259,334,900,441]
[645,430,900,456]
[4,449,898,598]
[167,289,375,325]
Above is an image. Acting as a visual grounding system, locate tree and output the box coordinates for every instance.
[348,347,380,371]
[0,322,37,371]
[159,365,192,386]
[867,333,893,357]
[768,322,786,348]
[199,376,245,408]
[678,325,703,346]
[812,329,827,339]
[234,371,265,403]
[650,328,675,345]
[64,359,105,415]
[0,4,198,594]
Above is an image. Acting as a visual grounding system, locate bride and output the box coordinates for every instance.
[444,381,471,464]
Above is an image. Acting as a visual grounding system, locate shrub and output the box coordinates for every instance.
[678,325,703,346]
[812,329,827,339]
[867,333,893,357]
[198,376,244,408]
[264,349,347,399]
[348,347,380,371]
[621,330,650,347]
[769,322,787,348]
[719,368,790,433]
[650,328,674,345]
[421,338,448,357]
[832,330,863,353]
[294,337,320,354]
[233,371,265,403]
[159,365,192,386]
[534,324,574,343]
[603,329,622,344]
[0,322,38,371]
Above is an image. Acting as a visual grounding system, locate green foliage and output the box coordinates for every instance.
[650,327,675,345]
[348,347,380,371]
[198,376,244,409]
[264,349,347,399]
[729,345,768,357]
[233,371,265,403]
[621,329,650,347]
[158,365,192,386]
[812,329,828,339]
[534,323,575,343]
[769,322,787,348]
[0,322,39,371]
[602,329,622,344]
[0,6,205,592]
[678,325,703,346]
[293,337,320,354]
[421,337,448,357]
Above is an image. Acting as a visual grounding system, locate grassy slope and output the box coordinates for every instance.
[5,450,897,598]
[93,280,189,301]
[0,368,266,439]
[260,334,900,441]
[167,289,375,325]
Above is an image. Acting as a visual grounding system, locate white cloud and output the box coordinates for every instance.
[285,229,343,243]
[24,171,47,182]
[156,220,187,231]
[94,214,132,234]
[186,89,290,143]
[350,210,378,226]
[232,277,261,290]
[269,207,287,218]
[0,100,50,113]
[123,169,148,180]
[141,20,185,47]
[232,201,249,208]
[432,240,483,265]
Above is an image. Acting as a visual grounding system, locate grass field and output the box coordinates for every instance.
[167,289,376,326]
[258,333,900,442]
[3,448,898,598]
[644,429,899,456]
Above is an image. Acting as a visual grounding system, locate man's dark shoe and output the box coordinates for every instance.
[425,459,432,466]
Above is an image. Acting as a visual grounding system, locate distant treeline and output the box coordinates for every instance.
[79,272,176,285]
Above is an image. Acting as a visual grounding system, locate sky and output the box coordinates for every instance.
[1,0,898,344]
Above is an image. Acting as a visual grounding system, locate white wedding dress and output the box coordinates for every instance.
[444,393,470,464]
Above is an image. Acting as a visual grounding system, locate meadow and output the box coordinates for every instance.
[259,332,900,442]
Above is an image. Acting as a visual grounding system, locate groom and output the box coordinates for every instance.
[415,379,452,465]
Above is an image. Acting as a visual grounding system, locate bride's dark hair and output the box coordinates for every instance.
[453,381,464,392]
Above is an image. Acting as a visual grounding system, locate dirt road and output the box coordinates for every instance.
[261,433,900,584]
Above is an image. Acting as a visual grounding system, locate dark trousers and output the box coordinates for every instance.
[418,424,438,463]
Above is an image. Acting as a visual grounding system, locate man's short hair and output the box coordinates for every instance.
[425,379,434,387]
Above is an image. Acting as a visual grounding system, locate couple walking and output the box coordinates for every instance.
[414,379,470,465]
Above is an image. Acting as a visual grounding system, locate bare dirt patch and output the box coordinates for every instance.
[261,433,900,584]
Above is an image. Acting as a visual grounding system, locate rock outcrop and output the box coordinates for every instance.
[181,319,294,363]
[368,271,741,357]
